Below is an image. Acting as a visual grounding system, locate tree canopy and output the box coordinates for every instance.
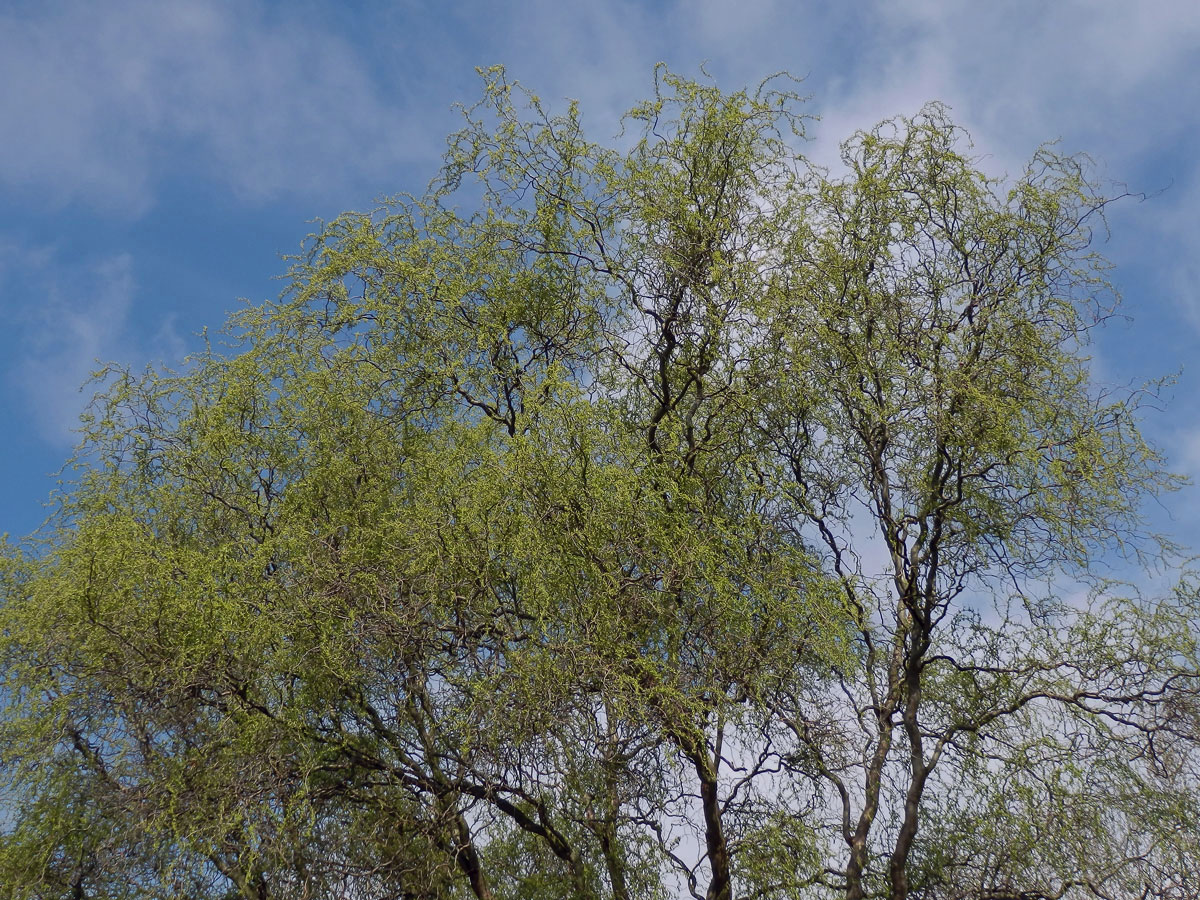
[2,67,1199,900]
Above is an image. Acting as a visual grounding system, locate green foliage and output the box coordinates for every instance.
[1,67,1196,900]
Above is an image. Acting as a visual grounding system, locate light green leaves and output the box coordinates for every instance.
[1,69,1193,900]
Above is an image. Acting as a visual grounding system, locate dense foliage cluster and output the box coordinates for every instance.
[3,69,1199,900]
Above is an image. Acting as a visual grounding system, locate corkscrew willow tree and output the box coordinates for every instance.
[2,67,1198,900]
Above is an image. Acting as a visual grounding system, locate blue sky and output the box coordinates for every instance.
[2,0,1199,551]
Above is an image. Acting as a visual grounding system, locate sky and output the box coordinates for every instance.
[2,0,1199,553]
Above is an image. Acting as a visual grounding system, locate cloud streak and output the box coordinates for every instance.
[0,0,434,215]
[3,246,173,447]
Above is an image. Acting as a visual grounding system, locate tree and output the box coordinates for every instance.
[2,67,1197,900]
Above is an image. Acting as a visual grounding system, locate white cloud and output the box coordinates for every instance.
[5,0,1196,214]
[3,246,174,447]
[799,0,1200,178]
[0,0,433,215]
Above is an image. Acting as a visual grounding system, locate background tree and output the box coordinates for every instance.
[1,68,1196,900]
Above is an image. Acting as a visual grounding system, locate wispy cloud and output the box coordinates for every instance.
[804,0,1200,175]
[3,246,177,446]
[0,0,433,215]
